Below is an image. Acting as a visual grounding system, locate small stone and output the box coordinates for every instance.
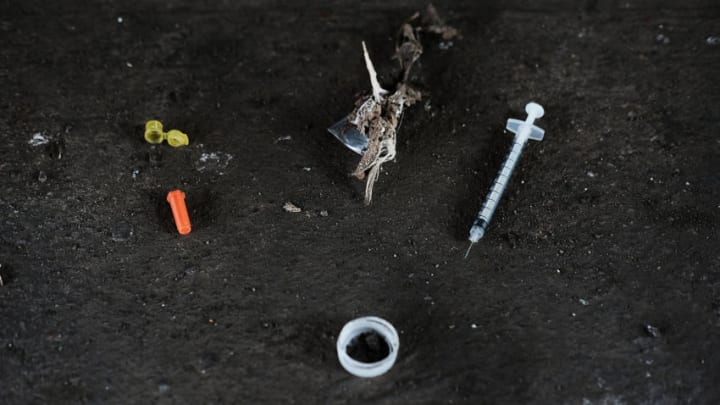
[319,210,328,217]
[471,323,478,329]
[644,324,661,338]
[655,34,670,44]
[706,36,720,45]
[283,202,302,213]
[158,383,170,394]
[111,222,133,242]
[579,298,589,306]
[117,16,123,24]
[29,133,49,146]
[586,171,596,178]
[37,171,47,183]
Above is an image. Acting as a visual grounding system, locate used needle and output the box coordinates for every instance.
[464,102,546,257]
[464,242,475,259]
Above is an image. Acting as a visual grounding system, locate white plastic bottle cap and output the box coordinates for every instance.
[336,316,400,378]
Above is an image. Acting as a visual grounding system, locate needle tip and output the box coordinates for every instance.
[464,242,475,259]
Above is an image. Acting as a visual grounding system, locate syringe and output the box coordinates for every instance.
[465,102,546,258]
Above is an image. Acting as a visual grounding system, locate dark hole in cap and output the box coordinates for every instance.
[346,331,390,363]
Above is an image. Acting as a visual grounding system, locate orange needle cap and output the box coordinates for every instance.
[166,190,191,235]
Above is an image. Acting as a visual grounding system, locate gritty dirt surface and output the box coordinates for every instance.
[1,0,719,404]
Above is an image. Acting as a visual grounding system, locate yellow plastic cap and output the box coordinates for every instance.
[166,129,189,147]
[144,120,165,144]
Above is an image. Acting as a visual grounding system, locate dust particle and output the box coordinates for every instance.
[283,202,302,213]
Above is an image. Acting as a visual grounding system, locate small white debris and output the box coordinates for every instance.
[195,151,233,173]
[132,168,140,179]
[586,171,596,178]
[579,298,589,306]
[320,210,329,217]
[126,61,133,68]
[29,133,49,146]
[706,36,720,45]
[655,34,670,45]
[471,323,478,329]
[275,135,292,142]
[117,16,123,24]
[439,41,454,50]
[37,171,47,183]
[283,202,302,213]
[303,167,311,172]
[645,324,661,338]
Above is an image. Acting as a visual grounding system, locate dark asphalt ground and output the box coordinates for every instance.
[1,0,719,403]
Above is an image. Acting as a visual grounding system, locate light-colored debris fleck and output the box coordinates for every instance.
[275,135,292,143]
[195,151,233,173]
[29,133,49,146]
[283,202,302,213]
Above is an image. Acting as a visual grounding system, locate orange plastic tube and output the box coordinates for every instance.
[166,190,191,235]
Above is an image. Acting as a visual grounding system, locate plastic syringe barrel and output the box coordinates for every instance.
[470,138,526,241]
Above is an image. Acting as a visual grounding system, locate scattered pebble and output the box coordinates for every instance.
[586,171,596,178]
[132,168,140,179]
[158,383,170,394]
[655,34,670,45]
[470,323,478,329]
[126,61,133,68]
[706,36,720,45]
[320,210,329,217]
[579,298,589,306]
[117,16,123,24]
[28,133,49,146]
[37,171,47,183]
[275,135,292,142]
[283,202,302,213]
[303,167,311,172]
[111,222,133,242]
[439,41,454,50]
[644,324,661,338]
